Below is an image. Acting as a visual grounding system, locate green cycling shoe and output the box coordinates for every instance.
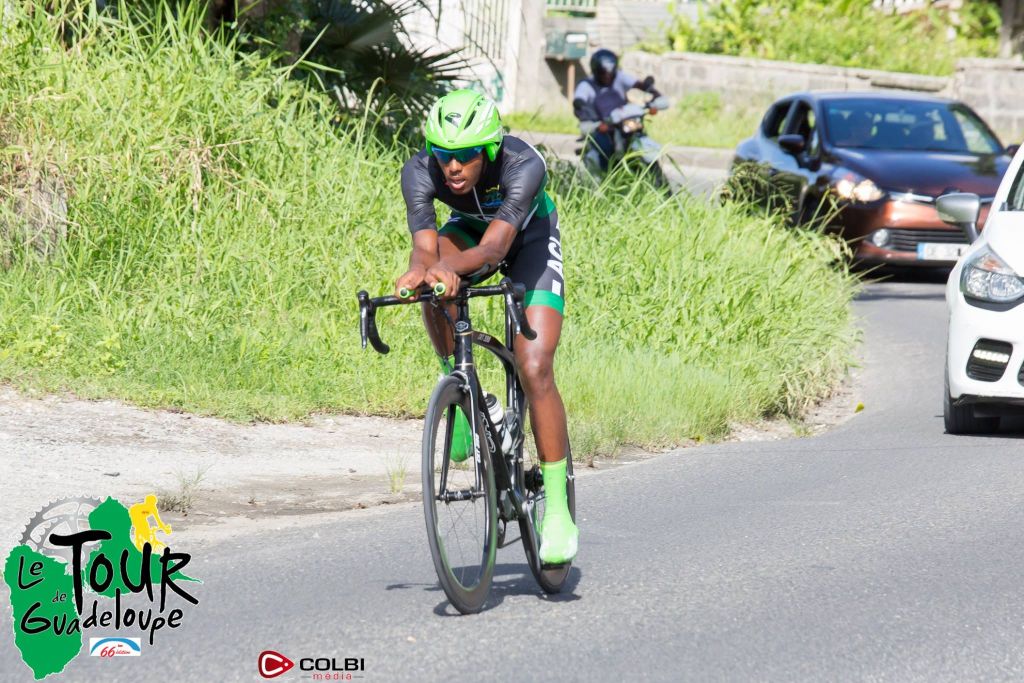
[538,457,578,564]
[539,512,579,564]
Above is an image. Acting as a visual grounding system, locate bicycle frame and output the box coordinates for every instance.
[358,277,536,520]
[358,277,574,605]
[443,289,530,526]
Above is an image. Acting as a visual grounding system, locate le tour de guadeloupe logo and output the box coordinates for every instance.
[3,494,202,679]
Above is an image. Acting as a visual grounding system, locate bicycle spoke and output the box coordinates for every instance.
[425,388,492,600]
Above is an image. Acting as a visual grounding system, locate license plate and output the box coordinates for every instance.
[917,242,967,261]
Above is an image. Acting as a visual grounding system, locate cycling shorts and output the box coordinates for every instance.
[438,208,565,316]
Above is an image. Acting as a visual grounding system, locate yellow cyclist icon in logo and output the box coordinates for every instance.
[129,494,173,552]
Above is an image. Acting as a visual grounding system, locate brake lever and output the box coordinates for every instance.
[500,279,537,341]
[511,283,538,340]
[357,290,390,354]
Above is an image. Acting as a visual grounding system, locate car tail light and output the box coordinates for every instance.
[967,339,1012,382]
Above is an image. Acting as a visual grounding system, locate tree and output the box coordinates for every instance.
[49,1,467,135]
[1000,0,1024,56]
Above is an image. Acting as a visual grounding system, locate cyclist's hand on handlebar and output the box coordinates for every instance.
[395,267,426,299]
[426,261,460,299]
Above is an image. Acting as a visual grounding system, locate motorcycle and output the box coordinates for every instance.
[578,89,671,189]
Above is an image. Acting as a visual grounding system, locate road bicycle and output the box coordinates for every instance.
[357,273,576,613]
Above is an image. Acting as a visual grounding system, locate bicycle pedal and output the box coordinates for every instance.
[524,465,543,492]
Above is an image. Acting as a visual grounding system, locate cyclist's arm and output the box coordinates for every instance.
[397,155,442,295]
[395,230,441,296]
[437,220,518,275]
[402,152,439,233]
[409,230,440,271]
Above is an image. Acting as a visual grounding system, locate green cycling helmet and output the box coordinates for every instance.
[424,89,503,162]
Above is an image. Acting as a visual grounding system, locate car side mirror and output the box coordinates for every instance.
[936,192,981,243]
[778,134,805,155]
[1006,143,1020,157]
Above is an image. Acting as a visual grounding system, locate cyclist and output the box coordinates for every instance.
[573,48,662,174]
[395,89,578,564]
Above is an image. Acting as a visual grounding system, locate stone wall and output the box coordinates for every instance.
[954,59,1024,142]
[618,51,1024,143]
[593,0,674,53]
[622,51,949,99]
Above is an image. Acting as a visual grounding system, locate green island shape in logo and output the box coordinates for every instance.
[4,497,199,680]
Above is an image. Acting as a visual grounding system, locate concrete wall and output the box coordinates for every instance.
[593,0,674,53]
[620,51,1024,142]
[621,51,950,99]
[514,0,568,113]
[954,59,1024,142]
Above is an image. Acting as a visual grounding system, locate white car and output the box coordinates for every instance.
[944,144,1024,433]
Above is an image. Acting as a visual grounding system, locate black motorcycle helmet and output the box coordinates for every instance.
[589,48,618,87]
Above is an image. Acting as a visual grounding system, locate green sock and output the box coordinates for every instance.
[540,458,570,518]
[539,457,578,563]
[439,356,472,462]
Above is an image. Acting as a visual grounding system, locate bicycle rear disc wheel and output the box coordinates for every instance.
[422,375,497,614]
[521,446,576,593]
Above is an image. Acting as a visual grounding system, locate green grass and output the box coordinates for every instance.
[0,6,858,458]
[504,111,580,136]
[506,92,763,149]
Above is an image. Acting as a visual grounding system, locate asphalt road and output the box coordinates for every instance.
[7,273,1024,682]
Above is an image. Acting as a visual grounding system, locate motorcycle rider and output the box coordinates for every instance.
[572,48,662,174]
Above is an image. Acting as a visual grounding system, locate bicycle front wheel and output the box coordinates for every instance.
[422,374,497,614]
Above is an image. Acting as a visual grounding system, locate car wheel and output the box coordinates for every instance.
[943,366,999,434]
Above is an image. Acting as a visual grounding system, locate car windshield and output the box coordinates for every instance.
[1009,163,1024,211]
[824,99,1002,154]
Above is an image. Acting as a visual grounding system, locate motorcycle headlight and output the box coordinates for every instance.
[622,118,643,134]
[961,246,1024,303]
[831,170,885,203]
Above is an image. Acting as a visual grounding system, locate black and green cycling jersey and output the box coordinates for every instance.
[400,135,565,315]
[401,135,555,233]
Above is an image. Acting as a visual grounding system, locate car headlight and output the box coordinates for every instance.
[832,170,885,203]
[961,246,1024,303]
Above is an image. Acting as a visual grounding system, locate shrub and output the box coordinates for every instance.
[663,0,1000,76]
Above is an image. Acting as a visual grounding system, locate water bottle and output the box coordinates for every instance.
[484,393,513,454]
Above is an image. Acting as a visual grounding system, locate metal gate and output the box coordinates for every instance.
[399,0,521,110]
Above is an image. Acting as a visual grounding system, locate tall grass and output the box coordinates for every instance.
[0,7,858,457]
